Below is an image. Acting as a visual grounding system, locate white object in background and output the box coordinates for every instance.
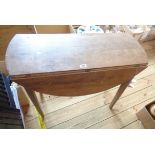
[10,84,25,128]
[77,25,104,34]
[128,78,137,88]
[10,85,20,109]
[131,79,137,83]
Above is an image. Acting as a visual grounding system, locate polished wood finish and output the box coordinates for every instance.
[6,34,147,75]
[5,33,148,111]
[6,34,148,96]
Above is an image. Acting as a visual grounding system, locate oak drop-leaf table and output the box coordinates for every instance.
[5,33,148,118]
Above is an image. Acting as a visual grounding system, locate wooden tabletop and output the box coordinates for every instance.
[5,33,148,78]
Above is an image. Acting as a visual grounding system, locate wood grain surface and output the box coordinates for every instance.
[6,33,148,76]
[5,33,148,96]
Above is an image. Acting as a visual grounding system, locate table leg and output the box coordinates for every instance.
[109,79,132,109]
[24,88,44,119]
